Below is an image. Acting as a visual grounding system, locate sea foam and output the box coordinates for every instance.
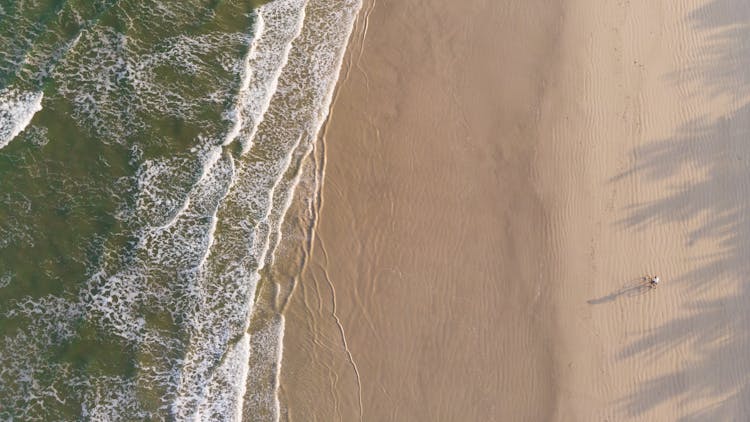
[0,0,363,419]
[0,88,43,150]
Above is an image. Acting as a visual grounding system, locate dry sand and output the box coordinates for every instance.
[279,0,750,420]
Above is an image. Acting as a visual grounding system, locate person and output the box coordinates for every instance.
[649,275,660,288]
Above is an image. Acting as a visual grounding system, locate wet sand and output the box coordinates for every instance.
[279,0,750,420]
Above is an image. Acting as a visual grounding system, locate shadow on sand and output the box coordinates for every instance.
[587,278,654,305]
[613,0,750,419]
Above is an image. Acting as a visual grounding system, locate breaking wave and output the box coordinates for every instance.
[0,88,43,150]
[0,0,362,420]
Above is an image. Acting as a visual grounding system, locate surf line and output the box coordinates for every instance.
[295,0,370,417]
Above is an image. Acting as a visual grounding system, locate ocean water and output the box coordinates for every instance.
[0,0,361,419]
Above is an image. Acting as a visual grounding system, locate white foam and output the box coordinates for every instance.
[221,13,264,147]
[0,272,11,288]
[233,333,252,421]
[1,0,364,419]
[54,27,249,139]
[0,296,91,420]
[221,0,307,153]
[0,88,43,150]
[254,1,365,418]
[220,0,364,418]
[81,376,150,421]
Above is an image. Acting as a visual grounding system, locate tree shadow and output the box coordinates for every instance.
[614,1,750,419]
[669,0,750,101]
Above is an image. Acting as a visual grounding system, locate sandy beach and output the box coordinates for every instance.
[279,0,750,420]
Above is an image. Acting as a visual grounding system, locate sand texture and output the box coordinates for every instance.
[279,0,750,420]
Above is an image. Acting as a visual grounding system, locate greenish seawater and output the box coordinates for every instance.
[0,0,362,419]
